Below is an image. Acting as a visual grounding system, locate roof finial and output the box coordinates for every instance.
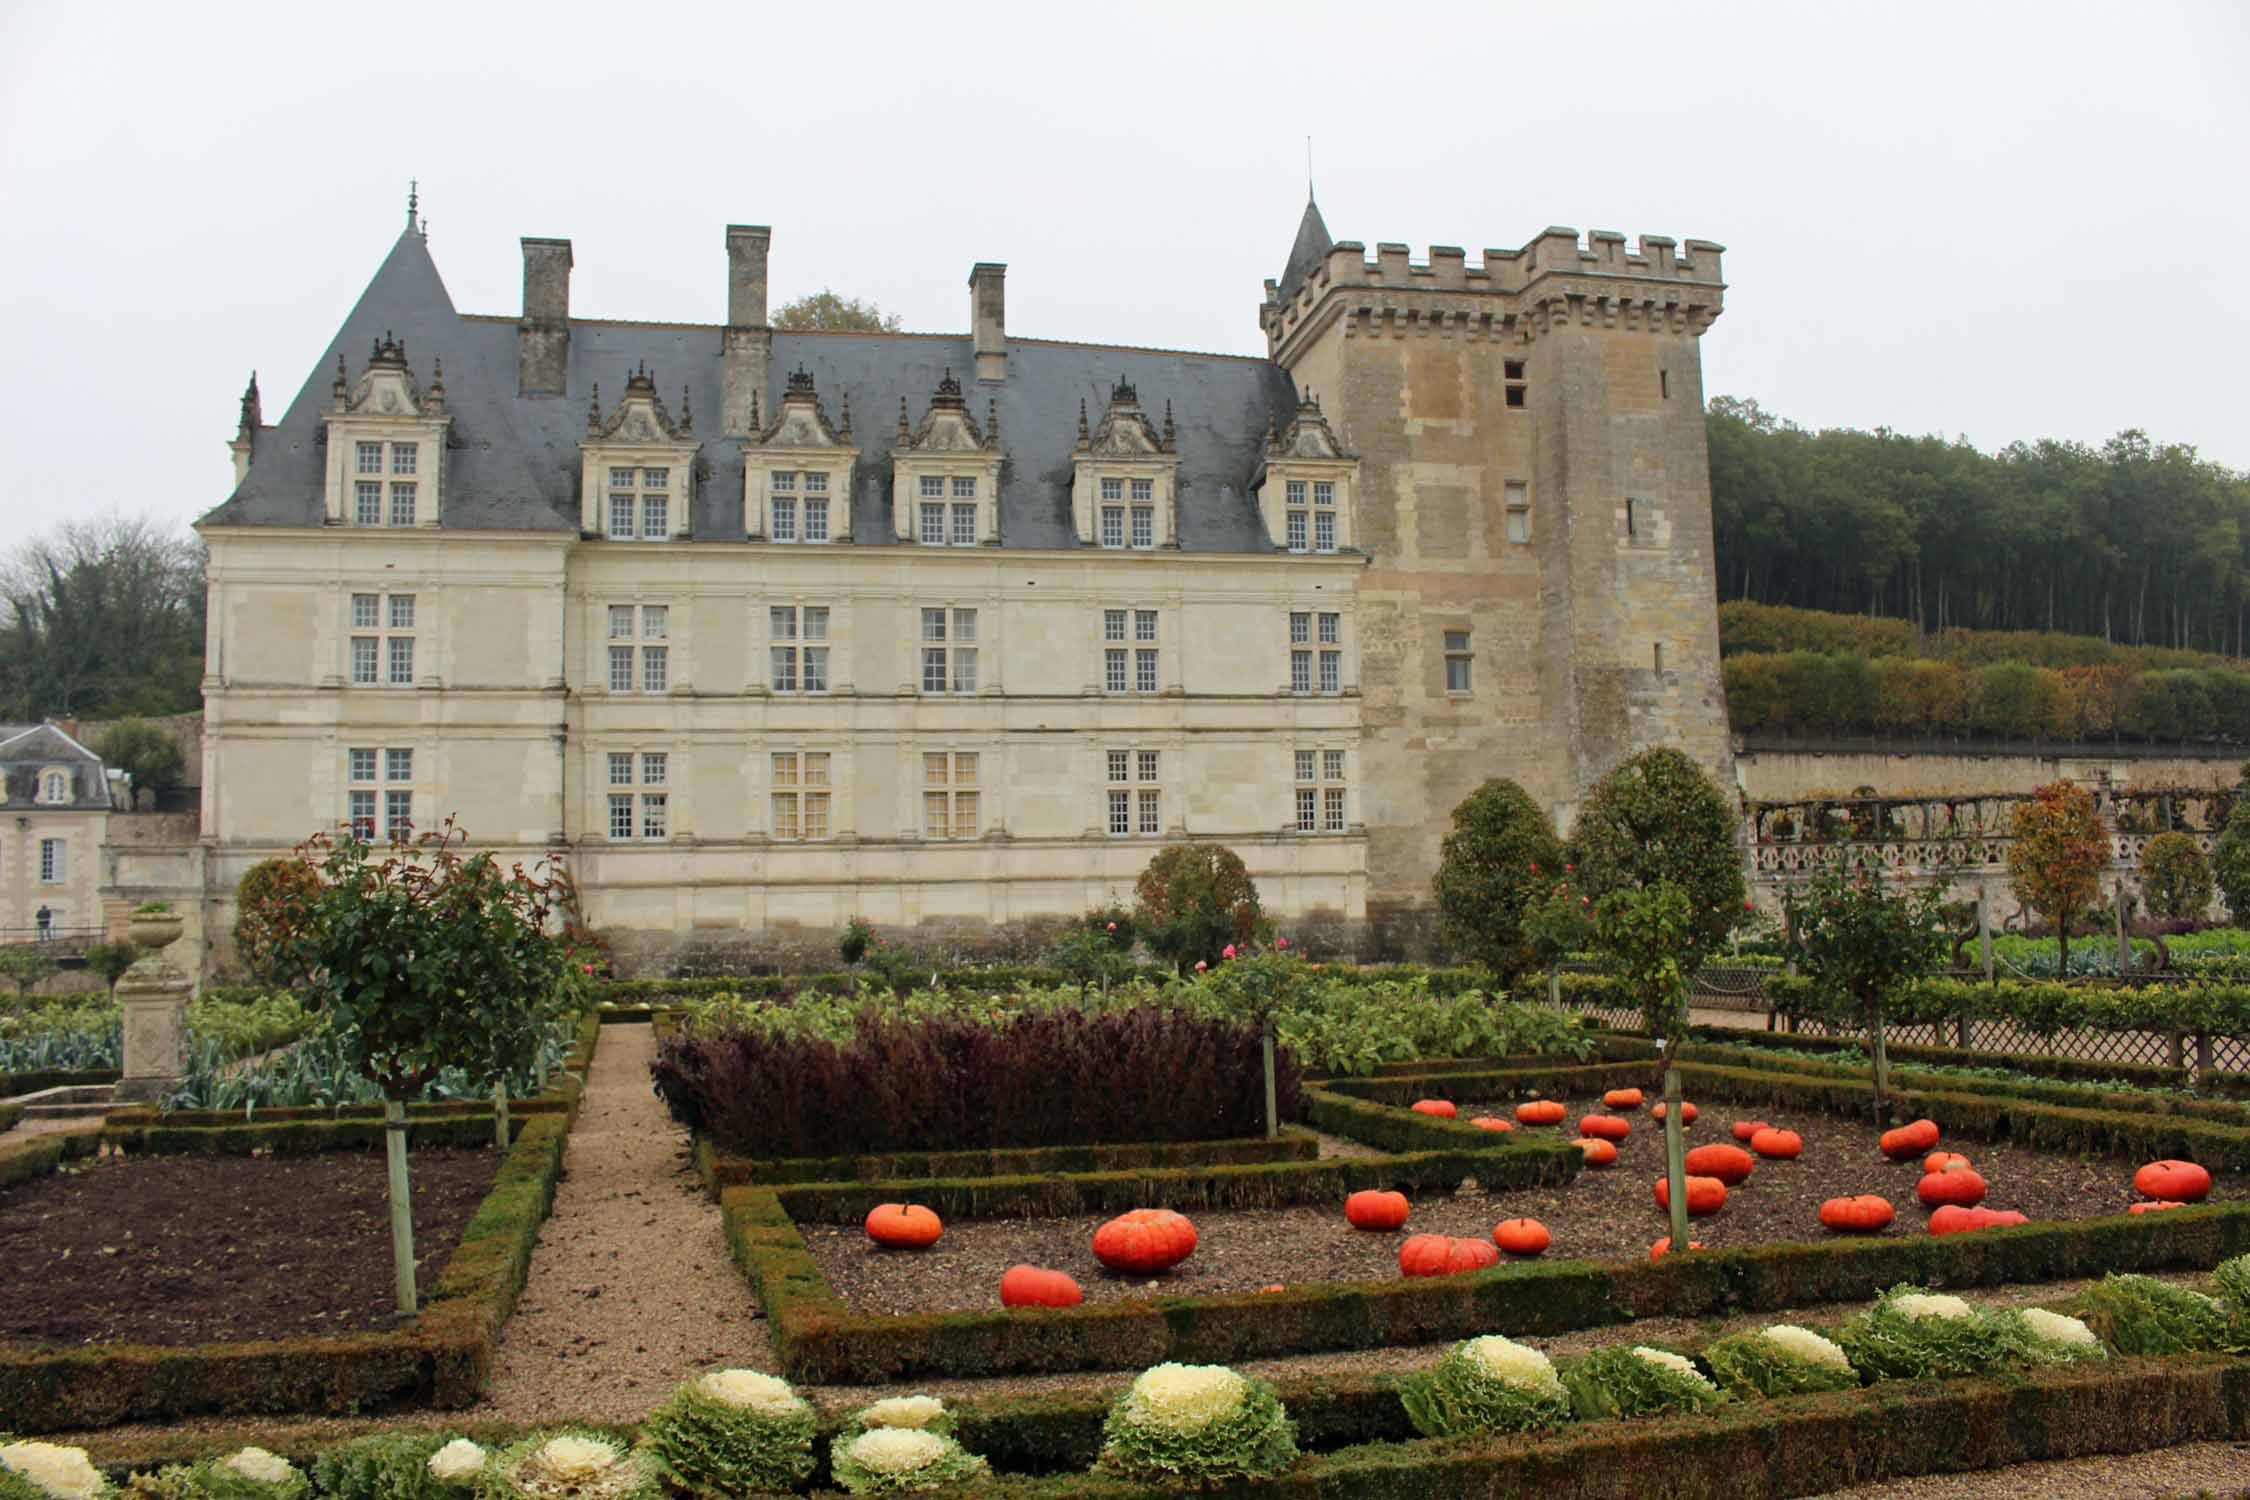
[1306,136,1315,204]
[679,384,693,434]
[407,178,419,229]
[750,390,762,433]
[838,389,853,440]
[897,396,911,442]
[986,397,999,448]
[1077,398,1090,443]
[1162,400,1176,451]
[587,382,601,435]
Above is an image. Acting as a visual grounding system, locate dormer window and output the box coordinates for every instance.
[893,371,1001,545]
[746,368,856,543]
[37,769,70,805]
[605,466,673,541]
[1071,379,1179,550]
[324,333,448,528]
[1259,392,1358,555]
[581,365,697,541]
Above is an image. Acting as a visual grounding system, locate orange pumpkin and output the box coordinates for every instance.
[1650,1101,1698,1123]
[1092,1209,1198,1274]
[1731,1119,1771,1142]
[1603,1088,1645,1110]
[1916,1167,1987,1208]
[999,1264,1082,1307]
[1578,1113,1631,1141]
[1514,1099,1567,1126]
[2128,1200,2188,1214]
[1817,1194,1894,1233]
[1652,1174,1728,1216]
[1494,1218,1551,1256]
[1749,1127,1803,1160]
[1683,1143,1756,1185]
[1410,1098,1458,1118]
[864,1202,943,1249]
[1344,1189,1410,1232]
[1879,1119,1941,1160]
[1649,1236,1706,1260]
[1928,1205,2028,1236]
[1398,1233,1500,1277]
[1574,1136,1620,1166]
[2133,1159,2213,1203]
[1257,1283,1286,1293]
[1468,1116,1516,1133]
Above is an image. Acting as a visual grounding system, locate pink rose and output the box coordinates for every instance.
[1194,960,1207,972]
[583,963,594,975]
[1107,921,1117,930]
[1276,937,1289,950]
[1222,944,1237,960]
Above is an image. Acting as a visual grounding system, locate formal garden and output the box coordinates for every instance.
[5,753,2250,1496]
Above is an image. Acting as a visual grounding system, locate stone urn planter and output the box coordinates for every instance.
[116,908,191,1103]
[126,909,185,952]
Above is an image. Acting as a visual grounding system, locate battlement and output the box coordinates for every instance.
[1262,226,1724,354]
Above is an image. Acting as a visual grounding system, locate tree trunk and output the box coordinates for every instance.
[1262,1020,1278,1140]
[1867,995,1892,1128]
[2057,915,2070,978]
[384,1098,417,1316]
[1662,1063,1691,1251]
[492,1081,510,1150]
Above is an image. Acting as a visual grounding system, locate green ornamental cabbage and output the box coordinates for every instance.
[1834,1286,2033,1380]
[838,1396,955,1444]
[473,1434,654,1500]
[1096,1363,1298,1484]
[175,1450,310,1500]
[1399,1335,1572,1437]
[1999,1308,2109,1362]
[827,1430,988,1495]
[1563,1346,1726,1420]
[2074,1274,2231,1356]
[639,1371,817,1499]
[311,1433,478,1500]
[1701,1324,1861,1399]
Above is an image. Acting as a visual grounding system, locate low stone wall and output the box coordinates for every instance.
[1737,738,2240,801]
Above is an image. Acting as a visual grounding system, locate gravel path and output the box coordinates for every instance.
[472,1024,772,1422]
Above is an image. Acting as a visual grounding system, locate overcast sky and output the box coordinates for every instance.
[2,0,2244,556]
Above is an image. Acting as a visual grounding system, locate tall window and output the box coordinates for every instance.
[922,751,980,839]
[353,443,419,526]
[920,608,978,694]
[803,472,829,542]
[37,770,69,804]
[350,592,416,687]
[1105,748,1161,835]
[1130,478,1155,549]
[1445,629,1473,693]
[607,467,673,540]
[1101,608,1159,694]
[765,470,833,543]
[605,749,670,839]
[606,604,669,694]
[356,480,382,527]
[918,475,945,544]
[1505,480,1530,545]
[1285,479,1308,553]
[770,605,830,693]
[1289,611,1312,694]
[348,747,418,838]
[1504,358,1528,408]
[39,837,65,883]
[1295,747,1347,832]
[1099,476,1125,549]
[770,751,831,840]
[1317,611,1341,694]
[771,470,797,542]
[1313,480,1336,552]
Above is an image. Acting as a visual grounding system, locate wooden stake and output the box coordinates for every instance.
[385,1098,417,1315]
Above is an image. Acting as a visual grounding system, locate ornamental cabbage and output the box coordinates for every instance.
[1399,1335,1571,1437]
[426,1444,488,1486]
[0,1441,106,1500]
[1562,1345,1726,1420]
[1836,1284,2035,1380]
[2004,1307,2106,1362]
[165,1449,311,1500]
[1702,1325,1859,1399]
[639,1371,816,1498]
[1096,1363,1297,1484]
[310,1432,471,1500]
[841,1396,953,1445]
[474,1432,655,1500]
[2074,1274,2231,1356]
[827,1429,987,1495]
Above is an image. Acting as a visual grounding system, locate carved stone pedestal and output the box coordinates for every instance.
[116,911,190,1103]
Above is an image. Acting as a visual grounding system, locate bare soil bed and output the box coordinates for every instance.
[0,1147,500,1346]
[802,1095,2243,1316]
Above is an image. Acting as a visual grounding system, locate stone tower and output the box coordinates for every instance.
[1262,202,1733,952]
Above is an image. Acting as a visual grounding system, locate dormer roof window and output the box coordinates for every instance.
[742,369,856,543]
[1070,378,1181,550]
[322,332,450,528]
[892,369,1003,546]
[1256,392,1360,555]
[578,363,699,540]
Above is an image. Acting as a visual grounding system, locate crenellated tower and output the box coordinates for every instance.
[1262,201,1733,949]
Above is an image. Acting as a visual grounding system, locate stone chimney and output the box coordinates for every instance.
[970,263,1006,383]
[722,225,773,438]
[518,238,572,398]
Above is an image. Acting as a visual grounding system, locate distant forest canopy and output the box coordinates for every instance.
[0,516,206,722]
[1708,397,2250,653]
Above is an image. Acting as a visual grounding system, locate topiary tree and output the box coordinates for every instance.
[84,940,139,997]
[1135,844,1261,975]
[2215,799,2250,924]
[1431,779,1566,983]
[2006,781,2108,974]
[1785,853,1953,1125]
[2139,830,2214,926]
[1574,747,1747,975]
[1590,882,1700,1250]
[233,857,323,986]
[269,819,569,1313]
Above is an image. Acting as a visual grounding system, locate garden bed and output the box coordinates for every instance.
[0,1148,501,1345]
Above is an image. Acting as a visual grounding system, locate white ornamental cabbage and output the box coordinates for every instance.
[1631,1346,1716,1391]
[1120,1364,1250,1434]
[2019,1308,2098,1348]
[221,1452,297,1488]
[854,1396,947,1431]
[693,1369,806,1417]
[840,1431,947,1476]
[1888,1292,1975,1321]
[426,1441,488,1484]
[0,1442,105,1500]
[1761,1324,1851,1369]
[1461,1336,1566,1397]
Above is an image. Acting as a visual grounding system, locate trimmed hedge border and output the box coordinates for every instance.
[1316,1062,1650,1110]
[100,1115,540,1157]
[0,1034,598,1433]
[1631,1025,2197,1091]
[725,1171,2250,1383]
[694,1130,1320,1191]
[0,1121,100,1188]
[0,1068,120,1098]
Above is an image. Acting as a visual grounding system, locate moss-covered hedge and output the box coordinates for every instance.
[1314,1062,1650,1110]
[0,1029,599,1433]
[1619,1024,2197,1091]
[695,1130,1320,1191]
[0,1067,121,1097]
[0,1120,99,1188]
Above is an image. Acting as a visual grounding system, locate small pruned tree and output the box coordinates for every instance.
[93,720,185,810]
[2139,831,2214,924]
[1431,779,1565,983]
[1574,747,1747,975]
[84,941,139,997]
[0,946,58,1006]
[233,857,323,986]
[2006,781,2108,974]
[272,820,570,1313]
[1135,844,1262,975]
[1785,854,1952,1125]
[1590,881,1699,1250]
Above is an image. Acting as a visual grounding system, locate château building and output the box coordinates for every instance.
[197,195,1732,968]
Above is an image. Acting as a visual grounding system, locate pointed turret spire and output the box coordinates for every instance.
[237,372,263,439]
[1277,194,1334,303]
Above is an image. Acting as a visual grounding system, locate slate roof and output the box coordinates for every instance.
[1276,197,1334,306]
[205,227,1308,554]
[0,723,113,811]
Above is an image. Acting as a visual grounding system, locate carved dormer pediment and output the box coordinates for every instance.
[589,362,690,444]
[898,369,995,453]
[891,370,1004,545]
[1271,392,1353,460]
[322,333,450,528]
[749,368,851,449]
[1076,378,1174,458]
[338,332,437,418]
